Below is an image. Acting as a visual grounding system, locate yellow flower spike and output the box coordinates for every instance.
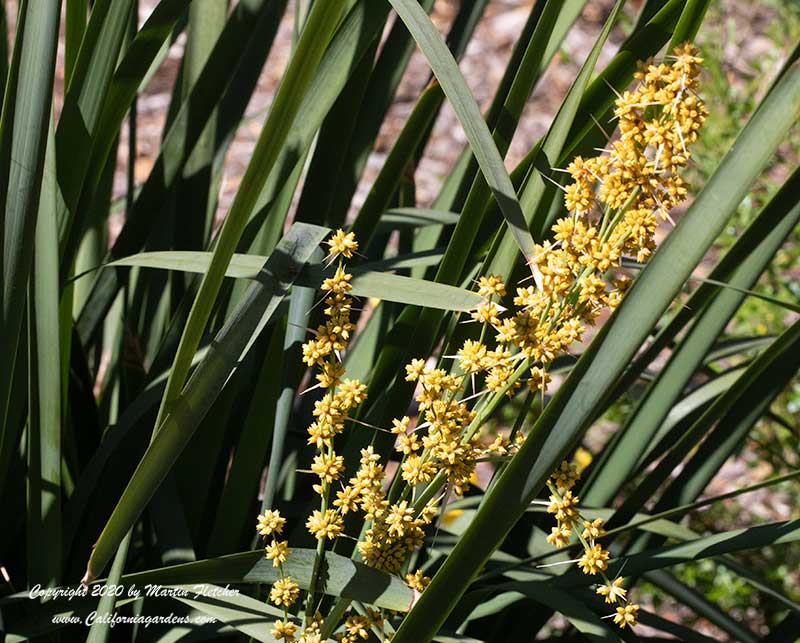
[326,228,358,259]
[283,51,706,623]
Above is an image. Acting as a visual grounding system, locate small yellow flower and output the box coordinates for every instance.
[573,447,593,472]
[395,431,420,455]
[269,577,300,606]
[306,421,339,449]
[550,460,580,491]
[401,454,435,485]
[545,525,572,549]
[477,274,506,298]
[344,614,371,640]
[494,318,517,346]
[471,301,502,326]
[337,378,367,408]
[613,603,639,629]
[578,543,610,575]
[441,508,464,526]
[315,361,344,388]
[326,229,358,259]
[312,393,344,428]
[597,576,627,604]
[321,265,353,294]
[256,510,286,536]
[301,338,328,367]
[485,435,508,455]
[271,618,298,640]
[404,358,426,381]
[299,630,322,643]
[333,485,360,513]
[457,339,488,373]
[581,518,606,541]
[391,416,410,434]
[311,452,344,484]
[265,539,290,567]
[306,509,343,540]
[405,569,431,592]
[528,367,552,394]
[385,501,415,537]
[546,490,579,523]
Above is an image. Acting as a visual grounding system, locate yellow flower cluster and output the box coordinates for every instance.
[258,230,484,638]
[430,44,707,411]
[564,43,706,261]
[252,44,706,629]
[545,460,639,629]
[258,230,376,640]
[351,445,438,573]
[303,239,366,516]
[349,331,521,576]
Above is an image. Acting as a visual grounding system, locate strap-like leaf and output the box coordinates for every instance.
[119,548,415,612]
[105,251,484,311]
[84,224,329,581]
[388,0,535,262]
[0,0,61,487]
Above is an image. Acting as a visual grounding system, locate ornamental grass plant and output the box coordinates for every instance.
[1,1,799,642]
